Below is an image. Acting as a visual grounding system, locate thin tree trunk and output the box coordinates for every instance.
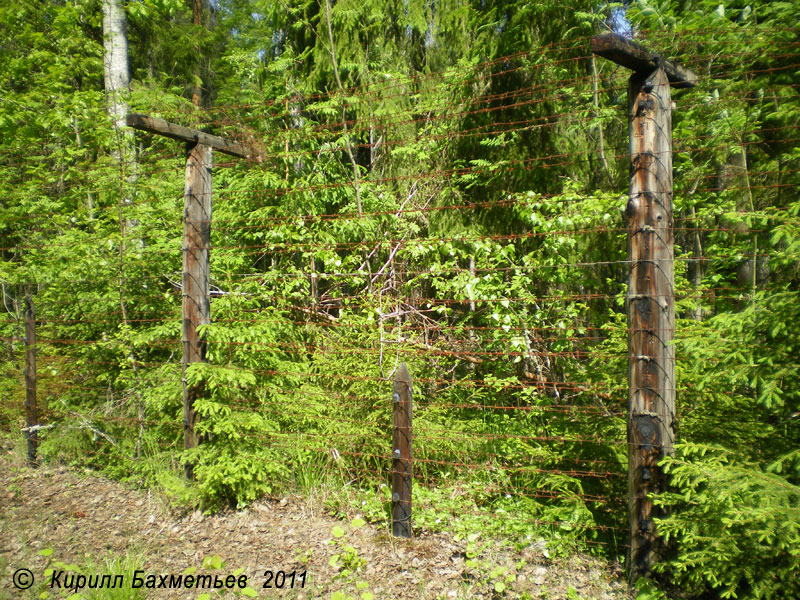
[323,0,363,216]
[103,0,144,459]
[591,55,613,187]
[285,98,290,181]
[324,0,373,293]
[73,118,95,219]
[741,144,757,301]
[102,0,136,196]
[191,0,205,107]
[690,205,704,321]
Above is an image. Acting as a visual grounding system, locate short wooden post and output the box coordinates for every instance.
[24,295,38,467]
[591,34,696,581]
[392,363,413,538]
[182,142,212,479]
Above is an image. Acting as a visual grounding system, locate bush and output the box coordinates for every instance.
[655,444,800,599]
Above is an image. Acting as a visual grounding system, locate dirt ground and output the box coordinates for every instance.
[0,444,634,600]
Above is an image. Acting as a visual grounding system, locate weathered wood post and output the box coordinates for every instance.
[182,141,212,479]
[126,114,254,479]
[625,63,677,581]
[392,363,413,538]
[24,295,38,467]
[591,34,697,581]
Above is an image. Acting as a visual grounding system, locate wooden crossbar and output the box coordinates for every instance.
[126,113,253,158]
[591,33,698,88]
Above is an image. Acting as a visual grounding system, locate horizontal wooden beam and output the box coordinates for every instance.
[591,34,698,88]
[126,113,253,159]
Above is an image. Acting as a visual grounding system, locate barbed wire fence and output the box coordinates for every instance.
[3,29,798,563]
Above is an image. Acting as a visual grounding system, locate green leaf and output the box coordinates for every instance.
[203,555,223,570]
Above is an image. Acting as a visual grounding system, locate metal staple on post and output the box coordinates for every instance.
[391,362,413,538]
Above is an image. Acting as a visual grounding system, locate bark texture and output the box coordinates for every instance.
[626,67,676,581]
[102,0,131,133]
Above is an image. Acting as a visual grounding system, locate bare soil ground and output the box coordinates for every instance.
[0,444,633,600]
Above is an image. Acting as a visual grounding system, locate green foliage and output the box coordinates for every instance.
[634,577,668,600]
[461,534,521,597]
[1,3,799,600]
[327,520,374,600]
[186,555,261,598]
[655,444,800,599]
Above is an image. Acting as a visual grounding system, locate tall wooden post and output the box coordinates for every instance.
[125,114,254,480]
[392,363,413,538]
[626,66,675,579]
[183,142,212,479]
[24,296,38,467]
[591,34,696,581]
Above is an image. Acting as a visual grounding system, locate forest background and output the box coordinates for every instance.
[0,0,798,598]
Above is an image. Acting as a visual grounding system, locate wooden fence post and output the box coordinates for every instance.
[392,363,413,538]
[625,66,676,580]
[591,34,696,581]
[182,142,212,480]
[24,295,38,467]
[125,114,254,480]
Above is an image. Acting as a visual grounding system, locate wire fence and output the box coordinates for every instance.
[2,28,798,558]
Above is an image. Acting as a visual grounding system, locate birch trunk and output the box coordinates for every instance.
[103,0,144,458]
[103,0,131,142]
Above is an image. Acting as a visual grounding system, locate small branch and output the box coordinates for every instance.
[398,337,484,365]
[21,424,56,433]
[396,182,418,217]
[22,418,117,447]
[2,283,18,319]
[291,304,338,322]
[370,240,405,287]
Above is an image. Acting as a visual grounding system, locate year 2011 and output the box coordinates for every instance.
[262,570,306,589]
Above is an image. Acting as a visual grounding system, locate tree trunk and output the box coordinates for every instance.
[191,0,205,107]
[103,0,131,140]
[103,0,144,458]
